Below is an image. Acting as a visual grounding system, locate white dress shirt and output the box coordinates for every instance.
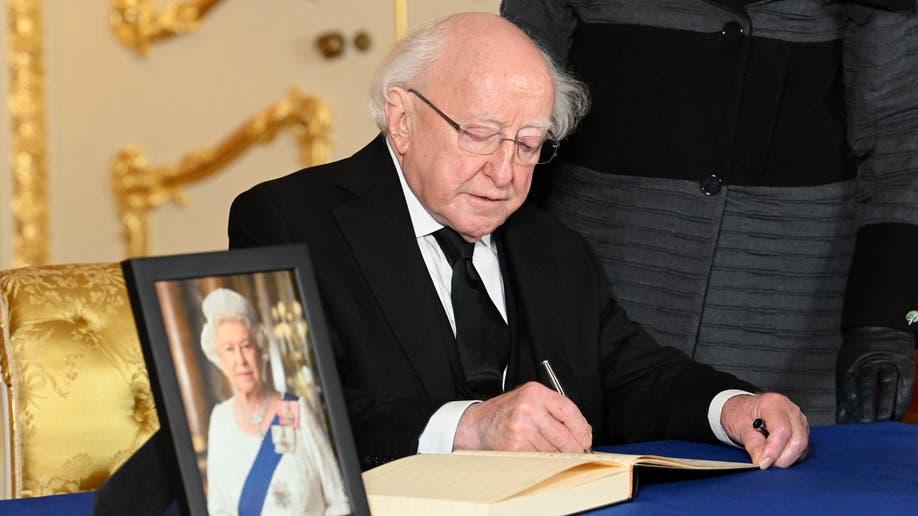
[384,141,744,453]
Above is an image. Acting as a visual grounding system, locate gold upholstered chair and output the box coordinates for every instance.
[0,263,159,499]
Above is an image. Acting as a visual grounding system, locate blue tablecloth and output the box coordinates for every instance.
[592,421,918,514]
[2,422,916,515]
[0,491,95,514]
[0,493,179,515]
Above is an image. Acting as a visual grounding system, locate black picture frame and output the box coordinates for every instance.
[121,244,369,516]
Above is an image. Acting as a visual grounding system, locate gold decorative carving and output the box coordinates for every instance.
[111,89,333,258]
[395,0,407,39]
[316,30,372,59]
[109,0,224,56]
[353,31,371,51]
[316,31,345,59]
[8,0,50,267]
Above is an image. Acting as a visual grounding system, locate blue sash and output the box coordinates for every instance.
[237,393,297,516]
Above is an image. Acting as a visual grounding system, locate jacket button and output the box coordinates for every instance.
[722,21,744,42]
[700,174,723,196]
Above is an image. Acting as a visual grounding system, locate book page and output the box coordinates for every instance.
[455,449,753,470]
[363,452,627,504]
[364,450,755,516]
[591,452,753,470]
[513,462,629,497]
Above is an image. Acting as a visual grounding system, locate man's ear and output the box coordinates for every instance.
[384,87,411,154]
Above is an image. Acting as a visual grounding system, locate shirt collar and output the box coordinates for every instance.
[386,138,494,249]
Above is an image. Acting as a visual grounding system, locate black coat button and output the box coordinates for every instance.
[722,21,744,42]
[700,174,723,195]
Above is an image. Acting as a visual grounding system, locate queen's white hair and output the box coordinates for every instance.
[199,288,268,372]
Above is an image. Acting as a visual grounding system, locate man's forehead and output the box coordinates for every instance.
[436,81,554,128]
[435,23,551,88]
[413,22,555,127]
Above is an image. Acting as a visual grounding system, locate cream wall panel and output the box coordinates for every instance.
[4,0,498,266]
[408,0,498,26]
[48,0,389,263]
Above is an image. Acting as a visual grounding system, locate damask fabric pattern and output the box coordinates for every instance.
[0,263,159,497]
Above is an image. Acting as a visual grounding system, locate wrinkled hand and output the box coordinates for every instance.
[721,392,809,470]
[836,326,916,424]
[453,382,592,453]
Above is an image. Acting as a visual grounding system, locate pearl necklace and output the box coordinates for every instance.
[240,389,270,436]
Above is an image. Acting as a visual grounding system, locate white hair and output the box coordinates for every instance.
[368,16,590,140]
[199,288,267,372]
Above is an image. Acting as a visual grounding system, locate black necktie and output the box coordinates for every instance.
[433,227,509,398]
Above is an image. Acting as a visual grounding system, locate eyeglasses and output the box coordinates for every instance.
[408,88,559,165]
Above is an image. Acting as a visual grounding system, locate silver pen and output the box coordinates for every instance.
[541,360,591,453]
[541,360,567,397]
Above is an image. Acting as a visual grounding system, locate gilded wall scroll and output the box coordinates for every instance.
[109,0,225,56]
[111,89,333,258]
[8,0,49,267]
[395,0,407,39]
[113,0,406,55]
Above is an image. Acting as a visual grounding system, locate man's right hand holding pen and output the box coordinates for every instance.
[452,381,594,454]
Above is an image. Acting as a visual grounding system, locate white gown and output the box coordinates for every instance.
[206,396,351,515]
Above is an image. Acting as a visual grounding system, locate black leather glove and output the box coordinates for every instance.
[836,326,916,423]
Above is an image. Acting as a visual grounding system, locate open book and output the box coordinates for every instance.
[362,450,755,516]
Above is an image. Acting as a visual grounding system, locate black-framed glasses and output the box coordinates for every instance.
[408,88,559,165]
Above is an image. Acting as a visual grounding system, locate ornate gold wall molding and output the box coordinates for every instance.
[395,0,407,39]
[8,0,49,267]
[109,0,224,56]
[111,88,333,258]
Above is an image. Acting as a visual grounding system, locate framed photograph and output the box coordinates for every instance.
[122,244,369,516]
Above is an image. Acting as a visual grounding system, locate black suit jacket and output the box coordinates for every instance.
[229,135,757,469]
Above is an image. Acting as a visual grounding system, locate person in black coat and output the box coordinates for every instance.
[502,0,918,426]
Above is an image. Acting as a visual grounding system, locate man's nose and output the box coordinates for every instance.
[487,139,516,185]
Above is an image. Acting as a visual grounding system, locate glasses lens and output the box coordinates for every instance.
[513,136,542,165]
[458,127,501,154]
[457,127,559,166]
[537,139,559,164]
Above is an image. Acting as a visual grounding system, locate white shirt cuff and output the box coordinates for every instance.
[417,400,479,454]
[708,389,753,447]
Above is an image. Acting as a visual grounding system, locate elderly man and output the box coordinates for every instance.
[228,12,809,471]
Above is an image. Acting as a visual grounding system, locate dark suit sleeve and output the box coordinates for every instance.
[322,321,447,470]
[840,5,918,333]
[503,204,758,447]
[599,292,758,444]
[578,239,758,444]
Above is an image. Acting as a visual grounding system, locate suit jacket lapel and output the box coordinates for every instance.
[331,136,457,399]
[500,206,582,403]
